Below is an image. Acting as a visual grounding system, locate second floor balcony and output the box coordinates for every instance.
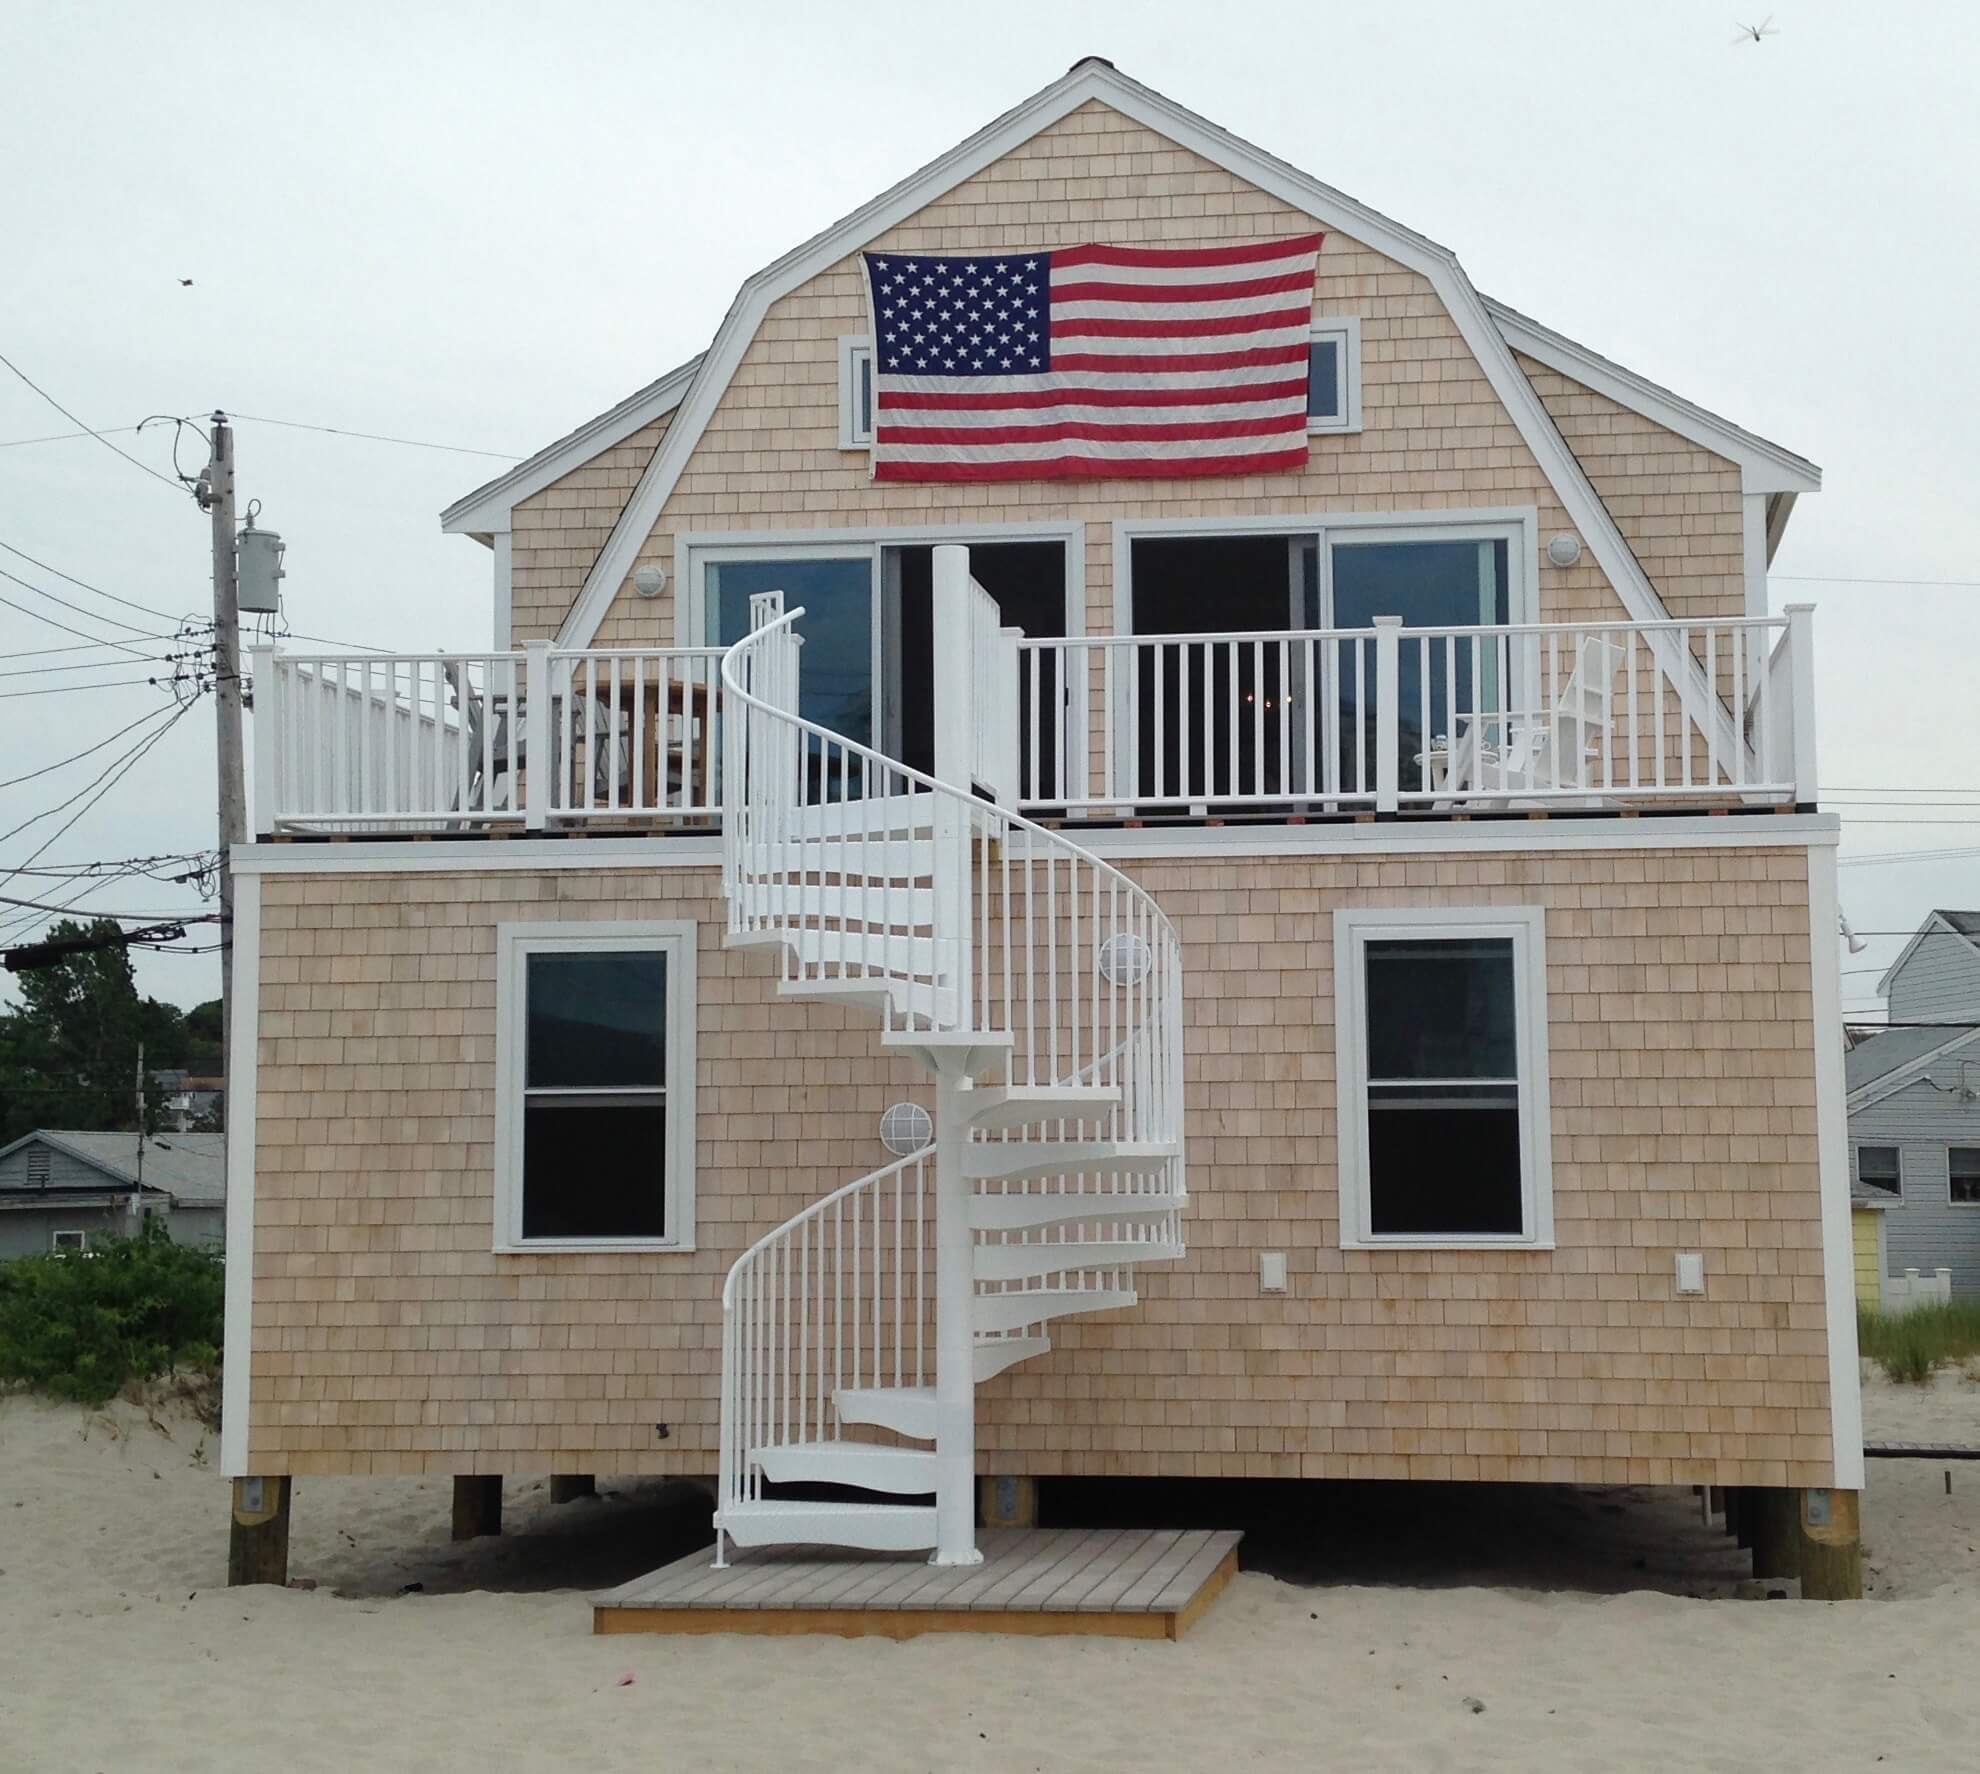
[248,591,1816,840]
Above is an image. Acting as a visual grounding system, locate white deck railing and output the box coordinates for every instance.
[1015,607,1815,815]
[250,643,723,832]
[249,607,1815,831]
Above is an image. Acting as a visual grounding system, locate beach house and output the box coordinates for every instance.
[1846,911,1980,1306]
[220,58,1862,1604]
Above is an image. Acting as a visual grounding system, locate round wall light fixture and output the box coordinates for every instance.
[879,1101,934,1157]
[1097,931,1154,986]
[633,563,668,599]
[1545,533,1582,569]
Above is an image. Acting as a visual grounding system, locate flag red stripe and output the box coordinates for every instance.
[1048,344,1310,374]
[1052,306,1313,340]
[877,413,1302,446]
[1050,270,1315,304]
[880,378,1306,412]
[1050,235,1324,270]
[874,447,1312,482]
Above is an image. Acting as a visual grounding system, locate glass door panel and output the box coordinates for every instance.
[708,555,875,799]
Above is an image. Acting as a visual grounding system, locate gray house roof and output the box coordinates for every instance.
[1845,1024,1980,1110]
[0,1130,224,1206]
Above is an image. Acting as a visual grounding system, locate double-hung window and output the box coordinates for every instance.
[1855,1145,1901,1201]
[1334,906,1553,1248]
[494,922,696,1252]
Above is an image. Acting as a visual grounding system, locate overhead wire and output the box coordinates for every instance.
[225,412,522,462]
[0,536,184,624]
[0,675,181,700]
[0,351,187,493]
[0,699,195,884]
[0,703,182,792]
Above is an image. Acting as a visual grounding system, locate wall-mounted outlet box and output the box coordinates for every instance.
[1675,1252,1705,1295]
[1260,1252,1288,1294]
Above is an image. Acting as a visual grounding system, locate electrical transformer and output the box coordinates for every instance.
[237,521,286,615]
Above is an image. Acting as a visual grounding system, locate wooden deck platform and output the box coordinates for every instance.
[592,1527,1242,1640]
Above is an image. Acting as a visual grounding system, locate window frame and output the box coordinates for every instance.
[493,920,698,1254]
[1307,316,1363,435]
[1949,1146,1980,1207]
[839,335,875,449]
[1854,1143,1903,1202]
[1333,904,1553,1251]
[51,1228,87,1253]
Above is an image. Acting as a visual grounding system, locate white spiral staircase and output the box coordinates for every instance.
[713,548,1186,1566]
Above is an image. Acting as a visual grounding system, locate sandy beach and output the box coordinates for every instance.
[3,1370,1977,1772]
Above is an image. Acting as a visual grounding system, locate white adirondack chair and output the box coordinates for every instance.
[1428,633,1623,803]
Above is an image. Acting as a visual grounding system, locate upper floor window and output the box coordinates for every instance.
[1307,317,1362,434]
[1855,1144,1901,1200]
[839,337,875,448]
[494,921,697,1252]
[1950,1147,1980,1206]
[1333,905,1552,1249]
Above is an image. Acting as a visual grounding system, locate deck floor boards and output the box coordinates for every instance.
[593,1527,1242,1639]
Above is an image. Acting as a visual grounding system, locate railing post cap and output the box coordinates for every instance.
[1371,614,1404,629]
[1782,602,1817,615]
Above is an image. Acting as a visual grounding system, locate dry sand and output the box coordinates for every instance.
[2,1371,1978,1772]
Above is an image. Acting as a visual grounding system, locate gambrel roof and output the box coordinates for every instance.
[443,57,1819,686]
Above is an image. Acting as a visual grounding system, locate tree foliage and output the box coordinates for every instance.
[0,1218,224,1406]
[0,920,219,1143]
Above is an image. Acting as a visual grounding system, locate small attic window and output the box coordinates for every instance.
[26,1147,50,1187]
[839,337,874,448]
[1308,317,1362,434]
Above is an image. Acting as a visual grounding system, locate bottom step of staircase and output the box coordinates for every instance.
[593,1526,1244,1640]
[715,1497,938,1554]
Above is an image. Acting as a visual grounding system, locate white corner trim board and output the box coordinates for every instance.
[220,870,261,1478]
[548,50,1784,774]
[1806,844,1866,1490]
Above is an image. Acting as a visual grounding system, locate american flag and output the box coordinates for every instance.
[861,234,1323,482]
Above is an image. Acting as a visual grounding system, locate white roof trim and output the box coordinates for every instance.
[1875,910,1980,1000]
[551,61,1750,766]
[1846,1023,1980,1113]
[1488,299,1820,496]
[440,355,704,539]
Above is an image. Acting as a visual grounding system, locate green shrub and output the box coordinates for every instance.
[0,1219,223,1406]
[1857,1301,1980,1385]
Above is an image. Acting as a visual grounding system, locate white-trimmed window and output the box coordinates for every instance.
[51,1229,87,1253]
[494,921,697,1252]
[1334,905,1553,1248]
[839,336,874,448]
[1855,1144,1902,1201]
[1307,316,1362,434]
[1949,1147,1980,1206]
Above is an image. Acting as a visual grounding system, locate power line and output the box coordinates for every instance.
[0,700,194,883]
[0,423,148,449]
[2,632,187,663]
[0,675,179,700]
[1841,847,1980,868]
[1776,574,1980,590]
[0,351,186,493]
[0,703,181,792]
[0,582,158,659]
[0,536,185,623]
[0,653,181,682]
[227,412,522,462]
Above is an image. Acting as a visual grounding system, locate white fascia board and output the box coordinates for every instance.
[230,814,1838,877]
[1873,911,1974,1001]
[1764,491,1797,566]
[553,62,1758,774]
[1845,1024,1980,1113]
[1487,299,1822,497]
[440,355,705,538]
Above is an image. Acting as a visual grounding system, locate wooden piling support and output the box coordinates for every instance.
[228,1476,292,1587]
[1797,1488,1862,1600]
[978,1474,1040,1530]
[452,1475,503,1540]
[1751,1487,1800,1581]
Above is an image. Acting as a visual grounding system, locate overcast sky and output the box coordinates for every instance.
[3,0,1976,1016]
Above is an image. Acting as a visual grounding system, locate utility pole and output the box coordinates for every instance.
[133,1043,145,1220]
[199,413,245,1097]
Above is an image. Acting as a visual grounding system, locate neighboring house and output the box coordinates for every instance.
[0,1130,225,1257]
[225,59,1858,1576]
[151,1071,225,1131]
[1846,911,1980,1303]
